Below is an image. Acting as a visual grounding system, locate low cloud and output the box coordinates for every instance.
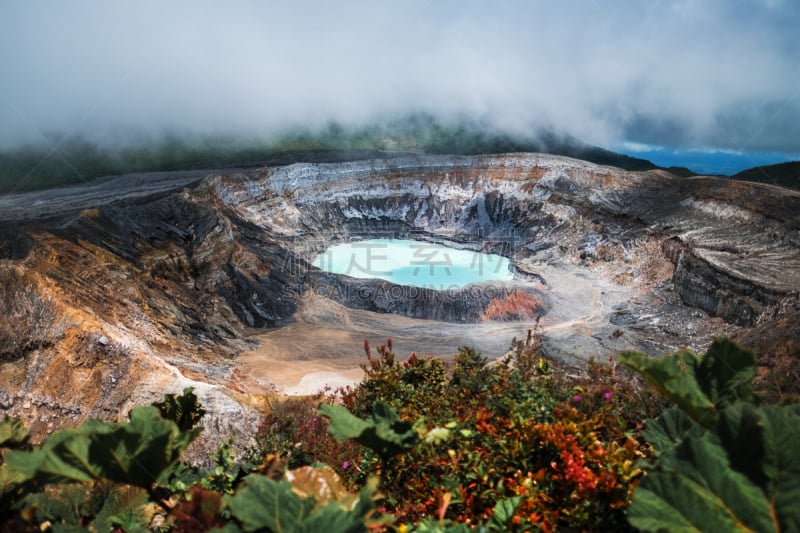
[0,1,797,152]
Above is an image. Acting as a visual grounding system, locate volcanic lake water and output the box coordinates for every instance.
[312,238,513,290]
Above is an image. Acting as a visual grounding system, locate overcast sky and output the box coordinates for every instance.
[1,0,798,156]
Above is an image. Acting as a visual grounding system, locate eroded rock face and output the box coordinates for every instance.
[1,154,798,449]
[209,155,799,324]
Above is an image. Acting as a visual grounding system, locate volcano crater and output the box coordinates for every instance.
[1,153,798,452]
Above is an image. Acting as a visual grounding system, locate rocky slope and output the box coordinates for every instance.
[1,154,798,451]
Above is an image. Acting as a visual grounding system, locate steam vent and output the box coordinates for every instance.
[1,153,799,451]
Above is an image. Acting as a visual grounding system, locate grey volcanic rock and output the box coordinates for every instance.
[206,154,799,325]
[1,153,798,447]
[303,273,544,323]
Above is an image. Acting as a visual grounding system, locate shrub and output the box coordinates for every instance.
[340,339,451,420]
[323,336,647,530]
[621,338,800,532]
[4,336,793,531]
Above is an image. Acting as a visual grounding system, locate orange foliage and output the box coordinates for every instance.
[480,290,543,321]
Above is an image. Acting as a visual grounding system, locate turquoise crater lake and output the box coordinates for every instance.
[312,239,513,290]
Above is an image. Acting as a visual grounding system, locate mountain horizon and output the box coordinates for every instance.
[4,113,797,195]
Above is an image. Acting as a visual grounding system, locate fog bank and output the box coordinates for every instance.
[1,1,798,153]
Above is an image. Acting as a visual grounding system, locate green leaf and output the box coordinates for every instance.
[619,349,714,426]
[629,433,776,532]
[6,405,199,488]
[320,401,418,460]
[109,508,152,533]
[318,404,372,443]
[696,338,757,408]
[0,417,29,449]
[225,473,383,533]
[369,402,419,457]
[487,496,521,530]
[49,525,88,533]
[632,402,800,532]
[716,401,769,488]
[0,462,32,512]
[92,406,196,487]
[765,406,800,532]
[626,339,800,532]
[299,500,374,533]
[7,430,98,483]
[643,408,704,456]
[619,338,756,427]
[92,484,149,533]
[152,387,206,432]
[1,419,37,511]
[225,474,315,532]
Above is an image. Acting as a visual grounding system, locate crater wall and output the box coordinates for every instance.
[1,153,798,450]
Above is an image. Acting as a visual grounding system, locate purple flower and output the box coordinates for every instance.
[342,461,350,469]
[604,391,613,400]
[572,395,582,403]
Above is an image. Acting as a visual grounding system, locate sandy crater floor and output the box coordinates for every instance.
[238,261,634,395]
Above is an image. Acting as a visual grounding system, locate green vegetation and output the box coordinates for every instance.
[0,113,665,194]
[319,401,418,462]
[733,160,800,191]
[0,337,796,531]
[619,339,800,532]
[315,338,659,530]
